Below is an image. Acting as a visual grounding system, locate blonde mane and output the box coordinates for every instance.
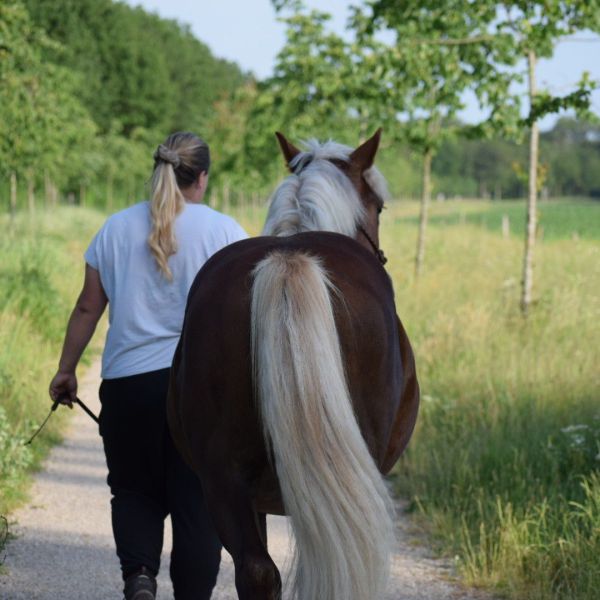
[262,139,389,237]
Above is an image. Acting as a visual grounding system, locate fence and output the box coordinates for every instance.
[1,173,270,217]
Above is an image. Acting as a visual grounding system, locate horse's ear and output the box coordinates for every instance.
[350,128,382,172]
[275,132,301,171]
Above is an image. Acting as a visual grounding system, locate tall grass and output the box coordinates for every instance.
[0,208,104,513]
[1,199,598,600]
[230,199,599,598]
[381,200,600,599]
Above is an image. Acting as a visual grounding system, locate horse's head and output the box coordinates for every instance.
[263,130,388,263]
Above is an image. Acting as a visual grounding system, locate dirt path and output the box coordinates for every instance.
[0,360,491,599]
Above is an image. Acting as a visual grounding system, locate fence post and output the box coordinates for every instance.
[222,182,230,213]
[27,177,35,216]
[10,172,17,217]
[44,172,50,209]
[502,214,510,238]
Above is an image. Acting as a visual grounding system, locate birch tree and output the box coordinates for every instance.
[351,3,518,278]
[488,2,600,315]
[364,0,599,307]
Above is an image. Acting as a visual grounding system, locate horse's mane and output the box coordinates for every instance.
[262,139,389,237]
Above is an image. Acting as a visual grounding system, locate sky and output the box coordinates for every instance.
[124,0,600,130]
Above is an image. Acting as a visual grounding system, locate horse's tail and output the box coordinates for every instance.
[251,251,395,600]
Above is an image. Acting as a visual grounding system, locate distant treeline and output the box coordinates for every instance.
[432,119,600,200]
[1,0,599,211]
[1,0,245,208]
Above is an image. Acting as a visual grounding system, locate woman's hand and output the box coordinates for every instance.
[49,371,78,408]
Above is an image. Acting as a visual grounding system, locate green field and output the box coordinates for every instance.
[394,197,600,241]
[382,199,600,599]
[1,199,598,599]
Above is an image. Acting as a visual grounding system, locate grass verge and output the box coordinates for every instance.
[0,207,105,521]
[383,200,599,599]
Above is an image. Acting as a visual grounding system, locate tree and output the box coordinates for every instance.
[5,0,248,211]
[0,1,97,191]
[491,2,599,314]
[364,0,600,309]
[247,7,368,189]
[352,2,519,278]
[23,0,246,136]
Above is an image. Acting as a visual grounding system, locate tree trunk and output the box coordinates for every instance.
[27,178,35,216]
[521,49,539,316]
[44,172,51,209]
[107,171,114,212]
[415,148,432,278]
[222,182,230,213]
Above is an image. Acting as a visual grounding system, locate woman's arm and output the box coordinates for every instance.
[49,264,108,407]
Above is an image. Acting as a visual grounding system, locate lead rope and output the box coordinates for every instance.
[25,395,99,445]
[357,225,387,265]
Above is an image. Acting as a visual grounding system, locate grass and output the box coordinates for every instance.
[233,197,600,599]
[394,197,600,241]
[378,200,600,600]
[1,198,598,599]
[0,208,105,516]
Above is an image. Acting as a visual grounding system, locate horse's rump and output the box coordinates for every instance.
[168,232,406,503]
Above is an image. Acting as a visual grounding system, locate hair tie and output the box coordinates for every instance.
[154,144,181,169]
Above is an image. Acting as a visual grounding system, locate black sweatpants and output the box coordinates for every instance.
[99,368,222,600]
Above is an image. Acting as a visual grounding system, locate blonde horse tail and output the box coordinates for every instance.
[251,251,395,600]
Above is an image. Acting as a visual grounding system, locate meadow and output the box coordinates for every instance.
[383,199,599,600]
[1,198,598,599]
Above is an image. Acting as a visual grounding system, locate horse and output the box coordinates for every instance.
[167,129,419,600]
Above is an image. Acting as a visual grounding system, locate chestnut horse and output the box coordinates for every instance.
[167,129,419,600]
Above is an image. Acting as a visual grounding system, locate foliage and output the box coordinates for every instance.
[0,208,105,514]
[430,118,600,199]
[353,2,517,149]
[21,0,245,135]
[0,1,97,186]
[1,0,247,211]
[0,406,33,491]
[366,0,600,134]
[243,8,365,189]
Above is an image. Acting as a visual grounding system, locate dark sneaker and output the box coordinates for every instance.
[123,566,157,600]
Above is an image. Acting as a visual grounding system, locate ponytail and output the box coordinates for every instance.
[148,133,210,280]
[148,160,185,281]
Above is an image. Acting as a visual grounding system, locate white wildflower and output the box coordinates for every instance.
[570,434,585,447]
[561,424,589,434]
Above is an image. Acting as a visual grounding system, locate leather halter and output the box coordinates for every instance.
[290,157,388,266]
[358,225,387,265]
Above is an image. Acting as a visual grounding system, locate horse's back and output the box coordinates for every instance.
[168,232,416,511]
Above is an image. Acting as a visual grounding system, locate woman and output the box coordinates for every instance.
[49,132,248,600]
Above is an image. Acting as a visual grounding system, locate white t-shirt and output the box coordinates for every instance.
[85,201,248,379]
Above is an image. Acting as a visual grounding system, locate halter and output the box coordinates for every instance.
[290,156,388,266]
[358,225,388,265]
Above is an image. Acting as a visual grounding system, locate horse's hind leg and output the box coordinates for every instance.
[203,472,281,600]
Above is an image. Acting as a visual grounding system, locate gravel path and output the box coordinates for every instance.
[0,360,492,599]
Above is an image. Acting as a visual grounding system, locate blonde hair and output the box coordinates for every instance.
[148,132,210,280]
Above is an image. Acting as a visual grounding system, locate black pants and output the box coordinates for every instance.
[99,368,222,599]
